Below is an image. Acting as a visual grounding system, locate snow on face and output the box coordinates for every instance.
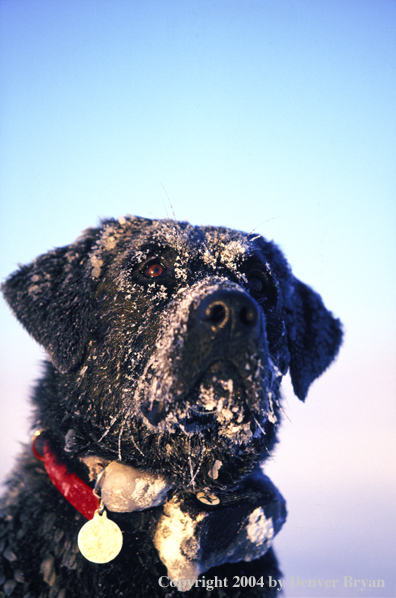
[130,276,273,442]
[76,217,284,481]
[103,221,277,436]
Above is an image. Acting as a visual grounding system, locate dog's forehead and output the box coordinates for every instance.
[97,216,258,269]
[200,226,250,269]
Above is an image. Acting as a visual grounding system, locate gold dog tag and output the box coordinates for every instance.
[196,491,220,505]
[78,509,123,564]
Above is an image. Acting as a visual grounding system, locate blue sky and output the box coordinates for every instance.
[1,1,395,596]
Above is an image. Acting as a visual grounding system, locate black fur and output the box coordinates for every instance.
[1,216,342,597]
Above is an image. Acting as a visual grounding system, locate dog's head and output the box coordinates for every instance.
[2,216,342,491]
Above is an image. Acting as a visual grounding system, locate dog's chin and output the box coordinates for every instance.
[141,360,265,442]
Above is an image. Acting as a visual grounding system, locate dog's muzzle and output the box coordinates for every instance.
[138,281,272,436]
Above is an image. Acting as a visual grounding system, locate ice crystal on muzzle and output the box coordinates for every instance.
[142,355,272,441]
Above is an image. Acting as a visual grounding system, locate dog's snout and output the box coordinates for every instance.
[199,289,259,338]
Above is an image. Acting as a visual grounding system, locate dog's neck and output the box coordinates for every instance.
[33,430,173,517]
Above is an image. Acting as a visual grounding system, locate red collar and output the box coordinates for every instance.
[32,431,99,520]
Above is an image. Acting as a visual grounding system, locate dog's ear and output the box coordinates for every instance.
[286,279,342,401]
[1,228,100,373]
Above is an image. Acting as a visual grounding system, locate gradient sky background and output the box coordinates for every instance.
[1,1,395,596]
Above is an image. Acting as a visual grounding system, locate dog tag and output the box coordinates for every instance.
[78,509,123,564]
[196,491,220,506]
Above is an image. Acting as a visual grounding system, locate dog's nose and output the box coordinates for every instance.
[197,289,260,339]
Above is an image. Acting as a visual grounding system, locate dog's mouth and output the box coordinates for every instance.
[186,361,248,429]
[143,360,259,436]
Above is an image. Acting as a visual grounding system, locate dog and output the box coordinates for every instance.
[1,215,342,597]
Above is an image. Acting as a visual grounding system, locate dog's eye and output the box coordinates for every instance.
[247,276,263,293]
[144,263,167,278]
[246,271,278,305]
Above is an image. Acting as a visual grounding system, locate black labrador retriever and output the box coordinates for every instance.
[1,216,342,597]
